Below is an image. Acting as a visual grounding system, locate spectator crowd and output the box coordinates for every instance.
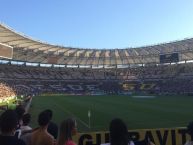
[0,83,16,99]
[1,63,193,96]
[1,106,193,145]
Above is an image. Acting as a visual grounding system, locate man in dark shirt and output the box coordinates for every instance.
[0,109,26,145]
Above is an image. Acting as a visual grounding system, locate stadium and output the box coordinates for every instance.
[0,23,193,145]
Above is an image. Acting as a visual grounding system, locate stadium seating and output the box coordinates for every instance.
[1,63,193,96]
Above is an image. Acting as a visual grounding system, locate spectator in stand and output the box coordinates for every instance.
[57,118,77,145]
[185,121,193,145]
[31,111,55,145]
[44,109,58,139]
[0,109,26,145]
[20,113,32,134]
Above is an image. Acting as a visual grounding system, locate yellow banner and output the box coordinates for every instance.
[74,128,191,145]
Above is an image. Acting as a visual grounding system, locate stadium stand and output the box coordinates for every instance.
[0,83,16,105]
[0,62,193,96]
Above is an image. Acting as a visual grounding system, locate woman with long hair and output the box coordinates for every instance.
[109,118,134,145]
[57,118,77,145]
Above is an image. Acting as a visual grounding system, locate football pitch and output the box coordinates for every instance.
[29,95,193,132]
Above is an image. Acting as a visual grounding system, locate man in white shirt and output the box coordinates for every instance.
[20,113,32,134]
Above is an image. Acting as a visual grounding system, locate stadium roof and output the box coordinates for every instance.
[1,23,193,66]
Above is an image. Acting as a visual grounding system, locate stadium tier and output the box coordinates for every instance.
[1,23,193,66]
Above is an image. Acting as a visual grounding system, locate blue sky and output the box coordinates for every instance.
[1,0,193,49]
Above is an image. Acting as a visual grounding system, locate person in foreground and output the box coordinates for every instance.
[31,111,55,145]
[101,118,156,145]
[57,118,77,145]
[185,121,193,145]
[0,109,26,145]
[21,113,32,134]
[101,118,135,145]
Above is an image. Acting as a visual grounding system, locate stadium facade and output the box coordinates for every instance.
[1,23,193,67]
[0,23,193,96]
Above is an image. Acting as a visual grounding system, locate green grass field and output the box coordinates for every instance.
[29,95,193,132]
